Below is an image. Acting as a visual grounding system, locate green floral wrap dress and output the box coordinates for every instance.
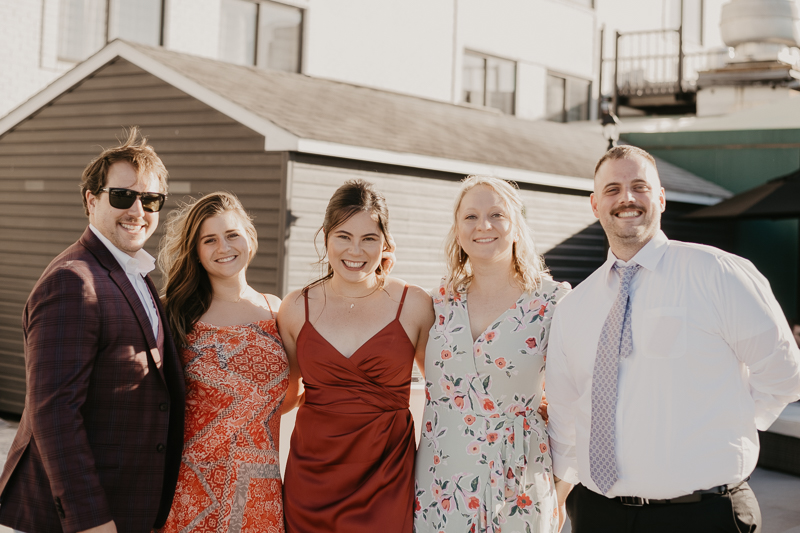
[414,278,569,533]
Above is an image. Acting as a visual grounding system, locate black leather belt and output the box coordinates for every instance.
[616,479,747,507]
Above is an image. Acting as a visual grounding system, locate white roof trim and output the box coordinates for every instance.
[296,138,597,192]
[664,191,722,206]
[296,139,725,204]
[0,41,299,151]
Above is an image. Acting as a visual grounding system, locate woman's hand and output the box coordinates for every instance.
[277,289,305,414]
[380,235,397,275]
[537,392,549,424]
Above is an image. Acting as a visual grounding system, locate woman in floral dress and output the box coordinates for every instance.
[159,192,299,532]
[414,176,570,533]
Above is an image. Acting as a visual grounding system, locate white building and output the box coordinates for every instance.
[1,0,741,123]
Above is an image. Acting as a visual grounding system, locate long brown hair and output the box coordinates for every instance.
[305,179,391,293]
[158,192,258,347]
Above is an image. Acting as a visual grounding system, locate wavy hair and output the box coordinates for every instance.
[305,179,391,293]
[443,175,548,293]
[158,191,258,347]
[80,126,168,215]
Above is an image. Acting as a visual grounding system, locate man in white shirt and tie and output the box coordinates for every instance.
[546,145,800,532]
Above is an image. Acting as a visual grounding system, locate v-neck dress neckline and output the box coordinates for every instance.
[284,284,417,533]
[414,277,569,533]
[462,288,526,345]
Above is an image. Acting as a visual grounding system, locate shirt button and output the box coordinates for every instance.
[159,403,169,412]
[156,443,166,452]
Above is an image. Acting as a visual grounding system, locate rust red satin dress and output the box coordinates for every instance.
[283,286,416,532]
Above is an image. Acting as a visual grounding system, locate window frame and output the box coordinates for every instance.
[546,71,592,123]
[55,0,165,64]
[218,0,304,73]
[462,49,517,116]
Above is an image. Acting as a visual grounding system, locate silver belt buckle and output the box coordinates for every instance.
[619,496,647,506]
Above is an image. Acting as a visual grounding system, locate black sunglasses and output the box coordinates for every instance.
[99,187,167,213]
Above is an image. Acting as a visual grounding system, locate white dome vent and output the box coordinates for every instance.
[720,0,800,48]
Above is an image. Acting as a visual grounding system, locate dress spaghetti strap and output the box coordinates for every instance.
[303,289,310,323]
[262,293,275,317]
[396,285,409,320]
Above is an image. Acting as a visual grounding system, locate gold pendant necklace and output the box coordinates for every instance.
[328,281,381,309]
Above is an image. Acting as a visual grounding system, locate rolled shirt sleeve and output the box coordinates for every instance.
[713,254,800,429]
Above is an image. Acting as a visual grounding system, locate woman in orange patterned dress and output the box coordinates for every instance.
[159,192,299,533]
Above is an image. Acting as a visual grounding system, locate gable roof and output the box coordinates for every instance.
[0,40,730,204]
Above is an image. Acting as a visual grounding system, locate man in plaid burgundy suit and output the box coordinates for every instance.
[0,129,185,533]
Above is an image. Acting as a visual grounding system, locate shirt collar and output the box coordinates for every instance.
[602,230,669,285]
[89,224,156,278]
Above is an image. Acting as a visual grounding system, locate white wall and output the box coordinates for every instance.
[0,0,70,118]
[300,0,596,118]
[0,0,601,121]
[165,0,223,59]
[304,0,456,102]
[457,0,596,120]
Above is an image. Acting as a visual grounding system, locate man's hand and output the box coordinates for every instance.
[554,479,574,533]
[557,502,567,532]
[79,521,117,533]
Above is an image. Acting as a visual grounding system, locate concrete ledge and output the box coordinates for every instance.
[759,403,800,477]
[768,402,800,440]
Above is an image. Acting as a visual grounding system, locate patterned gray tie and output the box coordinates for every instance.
[590,263,641,495]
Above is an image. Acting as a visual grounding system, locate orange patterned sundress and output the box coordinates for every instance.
[163,307,288,533]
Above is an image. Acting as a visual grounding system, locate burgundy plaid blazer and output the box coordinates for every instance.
[0,228,185,533]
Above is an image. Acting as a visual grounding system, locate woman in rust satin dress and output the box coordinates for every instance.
[278,179,434,532]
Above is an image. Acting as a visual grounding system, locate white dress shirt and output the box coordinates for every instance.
[89,224,159,338]
[546,230,800,499]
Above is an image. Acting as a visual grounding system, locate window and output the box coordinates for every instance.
[109,0,163,47]
[57,0,163,63]
[257,2,302,72]
[219,0,258,66]
[546,73,590,122]
[462,51,516,115]
[58,0,107,63]
[219,0,303,73]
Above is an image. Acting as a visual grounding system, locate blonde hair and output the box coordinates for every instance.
[443,175,548,293]
[158,191,258,347]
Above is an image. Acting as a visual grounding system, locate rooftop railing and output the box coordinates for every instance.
[599,27,729,113]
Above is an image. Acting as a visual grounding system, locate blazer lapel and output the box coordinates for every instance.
[80,228,166,384]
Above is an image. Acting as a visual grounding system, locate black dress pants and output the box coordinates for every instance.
[566,483,761,533]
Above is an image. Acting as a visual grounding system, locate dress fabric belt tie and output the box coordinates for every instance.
[476,407,546,531]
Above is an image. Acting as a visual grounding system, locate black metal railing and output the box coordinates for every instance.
[599,27,728,112]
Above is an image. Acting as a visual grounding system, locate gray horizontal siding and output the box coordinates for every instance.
[0,57,286,414]
[286,163,605,294]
